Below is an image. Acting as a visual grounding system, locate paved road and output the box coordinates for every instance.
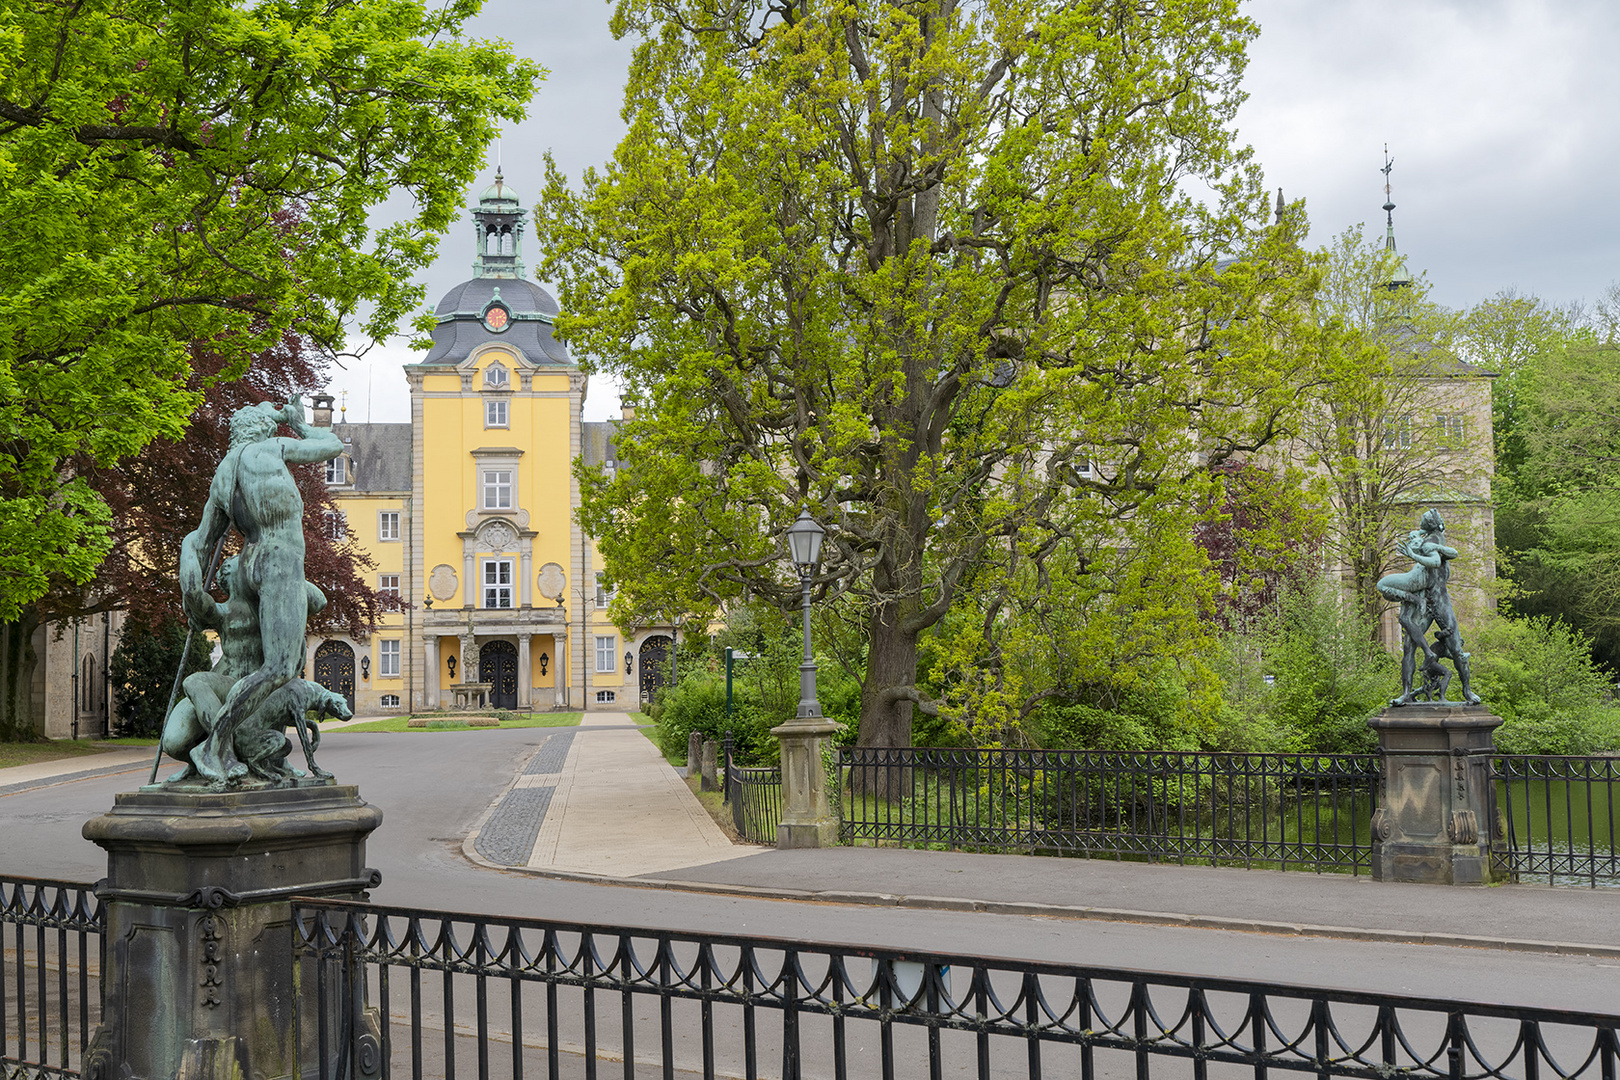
[4,726,1618,1015]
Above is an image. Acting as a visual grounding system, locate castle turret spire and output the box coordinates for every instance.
[1379,147,1412,290]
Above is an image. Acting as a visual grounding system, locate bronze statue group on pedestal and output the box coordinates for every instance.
[1377,508,1481,707]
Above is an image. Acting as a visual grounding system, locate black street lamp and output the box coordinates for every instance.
[786,508,825,719]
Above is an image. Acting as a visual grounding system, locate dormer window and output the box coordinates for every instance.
[325,456,347,485]
[485,363,510,389]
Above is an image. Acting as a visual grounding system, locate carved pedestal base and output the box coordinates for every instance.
[771,718,840,849]
[81,786,383,1080]
[1368,704,1506,885]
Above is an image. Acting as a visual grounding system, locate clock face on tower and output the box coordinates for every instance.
[483,305,510,332]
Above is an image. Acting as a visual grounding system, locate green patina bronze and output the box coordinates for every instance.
[1376,508,1482,707]
[156,395,352,789]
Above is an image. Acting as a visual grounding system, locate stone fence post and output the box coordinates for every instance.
[1368,703,1506,885]
[701,739,720,792]
[770,717,839,848]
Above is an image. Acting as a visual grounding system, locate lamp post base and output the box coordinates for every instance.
[771,717,840,849]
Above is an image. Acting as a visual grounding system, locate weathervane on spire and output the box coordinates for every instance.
[1381,144,1396,227]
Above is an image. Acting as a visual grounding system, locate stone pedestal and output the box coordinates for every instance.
[770,718,840,848]
[1368,704,1505,885]
[82,785,384,1080]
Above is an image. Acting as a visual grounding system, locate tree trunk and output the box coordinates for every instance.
[853,598,919,801]
[0,610,41,741]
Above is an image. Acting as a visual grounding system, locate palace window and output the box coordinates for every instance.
[595,635,616,672]
[325,456,347,484]
[483,559,514,609]
[380,694,400,708]
[378,574,400,600]
[595,573,614,608]
[486,399,509,428]
[1382,414,1413,450]
[379,640,400,677]
[596,690,616,704]
[322,511,348,540]
[1435,413,1465,448]
[485,363,510,389]
[483,470,512,510]
[378,511,400,541]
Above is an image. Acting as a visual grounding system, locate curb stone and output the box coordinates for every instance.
[459,832,1620,959]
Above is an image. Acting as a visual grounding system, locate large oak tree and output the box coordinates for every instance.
[543,0,1312,758]
[0,0,540,619]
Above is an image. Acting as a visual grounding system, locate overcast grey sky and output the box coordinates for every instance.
[327,0,1620,424]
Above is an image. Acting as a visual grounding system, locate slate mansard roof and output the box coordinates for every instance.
[332,422,412,492]
[419,277,573,367]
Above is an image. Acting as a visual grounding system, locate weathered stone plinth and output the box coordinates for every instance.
[1368,704,1505,885]
[771,718,840,848]
[82,785,383,1080]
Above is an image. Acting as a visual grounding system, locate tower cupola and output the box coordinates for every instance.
[471,168,525,279]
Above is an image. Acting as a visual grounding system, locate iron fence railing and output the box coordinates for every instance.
[292,894,1620,1080]
[1495,755,1620,887]
[840,747,1382,872]
[0,876,103,1080]
[723,738,781,844]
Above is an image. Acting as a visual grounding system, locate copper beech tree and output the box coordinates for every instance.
[545,0,1318,773]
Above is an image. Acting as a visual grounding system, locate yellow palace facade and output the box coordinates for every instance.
[302,174,672,715]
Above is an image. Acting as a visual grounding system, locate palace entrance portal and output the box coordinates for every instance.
[312,640,356,713]
[480,640,518,710]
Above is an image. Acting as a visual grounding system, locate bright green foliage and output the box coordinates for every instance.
[107,616,211,738]
[544,0,1315,754]
[1470,615,1620,755]
[1493,338,1620,664]
[0,0,539,617]
[1215,579,1394,753]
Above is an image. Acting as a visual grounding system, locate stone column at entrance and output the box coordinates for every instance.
[1368,704,1506,885]
[424,633,440,709]
[82,786,384,1080]
[517,634,531,708]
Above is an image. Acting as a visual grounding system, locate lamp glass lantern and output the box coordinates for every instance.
[787,509,825,575]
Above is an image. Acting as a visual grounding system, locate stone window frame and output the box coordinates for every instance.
[378,510,401,542]
[325,456,347,485]
[595,634,616,673]
[378,573,400,600]
[470,447,525,519]
[482,557,515,609]
[596,689,616,704]
[378,639,401,677]
[485,398,509,429]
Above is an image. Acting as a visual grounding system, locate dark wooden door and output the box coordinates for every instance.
[480,640,518,710]
[639,635,672,702]
[312,641,355,713]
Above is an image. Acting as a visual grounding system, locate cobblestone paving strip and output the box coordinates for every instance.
[524,730,576,775]
[473,787,559,866]
[473,731,578,865]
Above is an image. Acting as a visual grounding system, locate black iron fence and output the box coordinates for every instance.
[1495,755,1620,887]
[1,876,103,1080]
[292,893,1620,1080]
[839,747,1382,873]
[722,738,781,845]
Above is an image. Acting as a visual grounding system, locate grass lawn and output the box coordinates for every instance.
[0,737,156,770]
[336,712,582,734]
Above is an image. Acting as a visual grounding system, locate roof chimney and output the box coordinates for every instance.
[312,392,334,427]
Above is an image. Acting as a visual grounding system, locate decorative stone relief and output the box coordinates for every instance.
[537,563,566,603]
[199,914,224,1008]
[481,520,517,552]
[429,564,459,602]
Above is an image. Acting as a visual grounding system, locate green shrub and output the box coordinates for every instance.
[108,616,211,738]
[1226,580,1394,754]
[1471,615,1620,754]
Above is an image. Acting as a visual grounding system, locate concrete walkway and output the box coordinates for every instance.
[465,710,753,877]
[0,714,395,793]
